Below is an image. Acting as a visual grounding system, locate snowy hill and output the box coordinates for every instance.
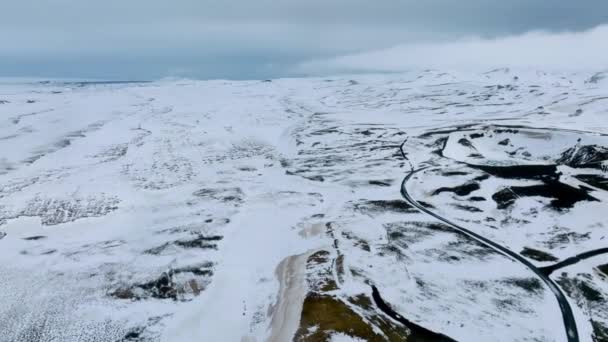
[0,70,607,342]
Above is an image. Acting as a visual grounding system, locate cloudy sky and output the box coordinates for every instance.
[1,1,607,80]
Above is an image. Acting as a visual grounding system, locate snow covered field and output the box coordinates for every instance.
[0,70,607,342]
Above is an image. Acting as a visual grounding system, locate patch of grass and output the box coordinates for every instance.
[295,294,403,341]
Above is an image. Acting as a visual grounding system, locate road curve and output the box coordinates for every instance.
[400,167,579,342]
[540,247,608,275]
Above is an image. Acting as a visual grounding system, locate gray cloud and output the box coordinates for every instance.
[296,25,608,74]
[1,1,607,79]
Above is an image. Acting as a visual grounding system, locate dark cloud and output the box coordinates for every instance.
[1,1,607,79]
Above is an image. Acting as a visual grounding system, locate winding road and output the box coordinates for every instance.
[540,248,608,276]
[399,166,579,342]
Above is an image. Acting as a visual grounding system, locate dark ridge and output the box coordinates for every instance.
[502,277,543,295]
[469,196,486,202]
[493,128,519,134]
[469,133,484,139]
[418,124,478,138]
[111,264,213,301]
[492,181,597,210]
[22,235,46,241]
[452,204,482,213]
[441,171,469,176]
[520,247,558,262]
[135,272,177,300]
[174,235,223,249]
[174,265,214,277]
[557,145,608,169]
[121,327,145,341]
[432,182,480,196]
[369,180,392,187]
[493,125,608,137]
[413,201,434,209]
[575,174,608,191]
[469,164,557,179]
[145,235,222,254]
[457,138,473,147]
[540,248,608,275]
[353,199,416,215]
[473,174,490,182]
[371,285,457,342]
[558,276,605,303]
[598,264,608,277]
[591,321,608,342]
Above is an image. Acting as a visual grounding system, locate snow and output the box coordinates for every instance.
[0,70,607,342]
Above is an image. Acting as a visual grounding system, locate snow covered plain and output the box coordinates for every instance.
[0,69,607,342]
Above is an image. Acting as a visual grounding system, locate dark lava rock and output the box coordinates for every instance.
[173,264,214,277]
[368,180,392,187]
[558,276,605,303]
[145,234,222,254]
[472,164,557,179]
[473,174,490,182]
[557,145,608,169]
[418,201,436,209]
[492,181,597,210]
[352,199,416,215]
[441,171,469,176]
[121,326,145,341]
[591,320,608,342]
[305,175,325,182]
[470,133,485,139]
[457,138,474,147]
[493,128,519,134]
[432,182,480,196]
[22,235,46,241]
[469,196,486,201]
[139,272,176,300]
[545,232,591,249]
[587,72,606,84]
[498,138,510,146]
[598,264,608,277]
[193,187,244,203]
[520,247,558,262]
[174,234,222,249]
[502,277,543,295]
[570,109,583,117]
[111,264,213,301]
[575,174,608,191]
[452,204,482,212]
